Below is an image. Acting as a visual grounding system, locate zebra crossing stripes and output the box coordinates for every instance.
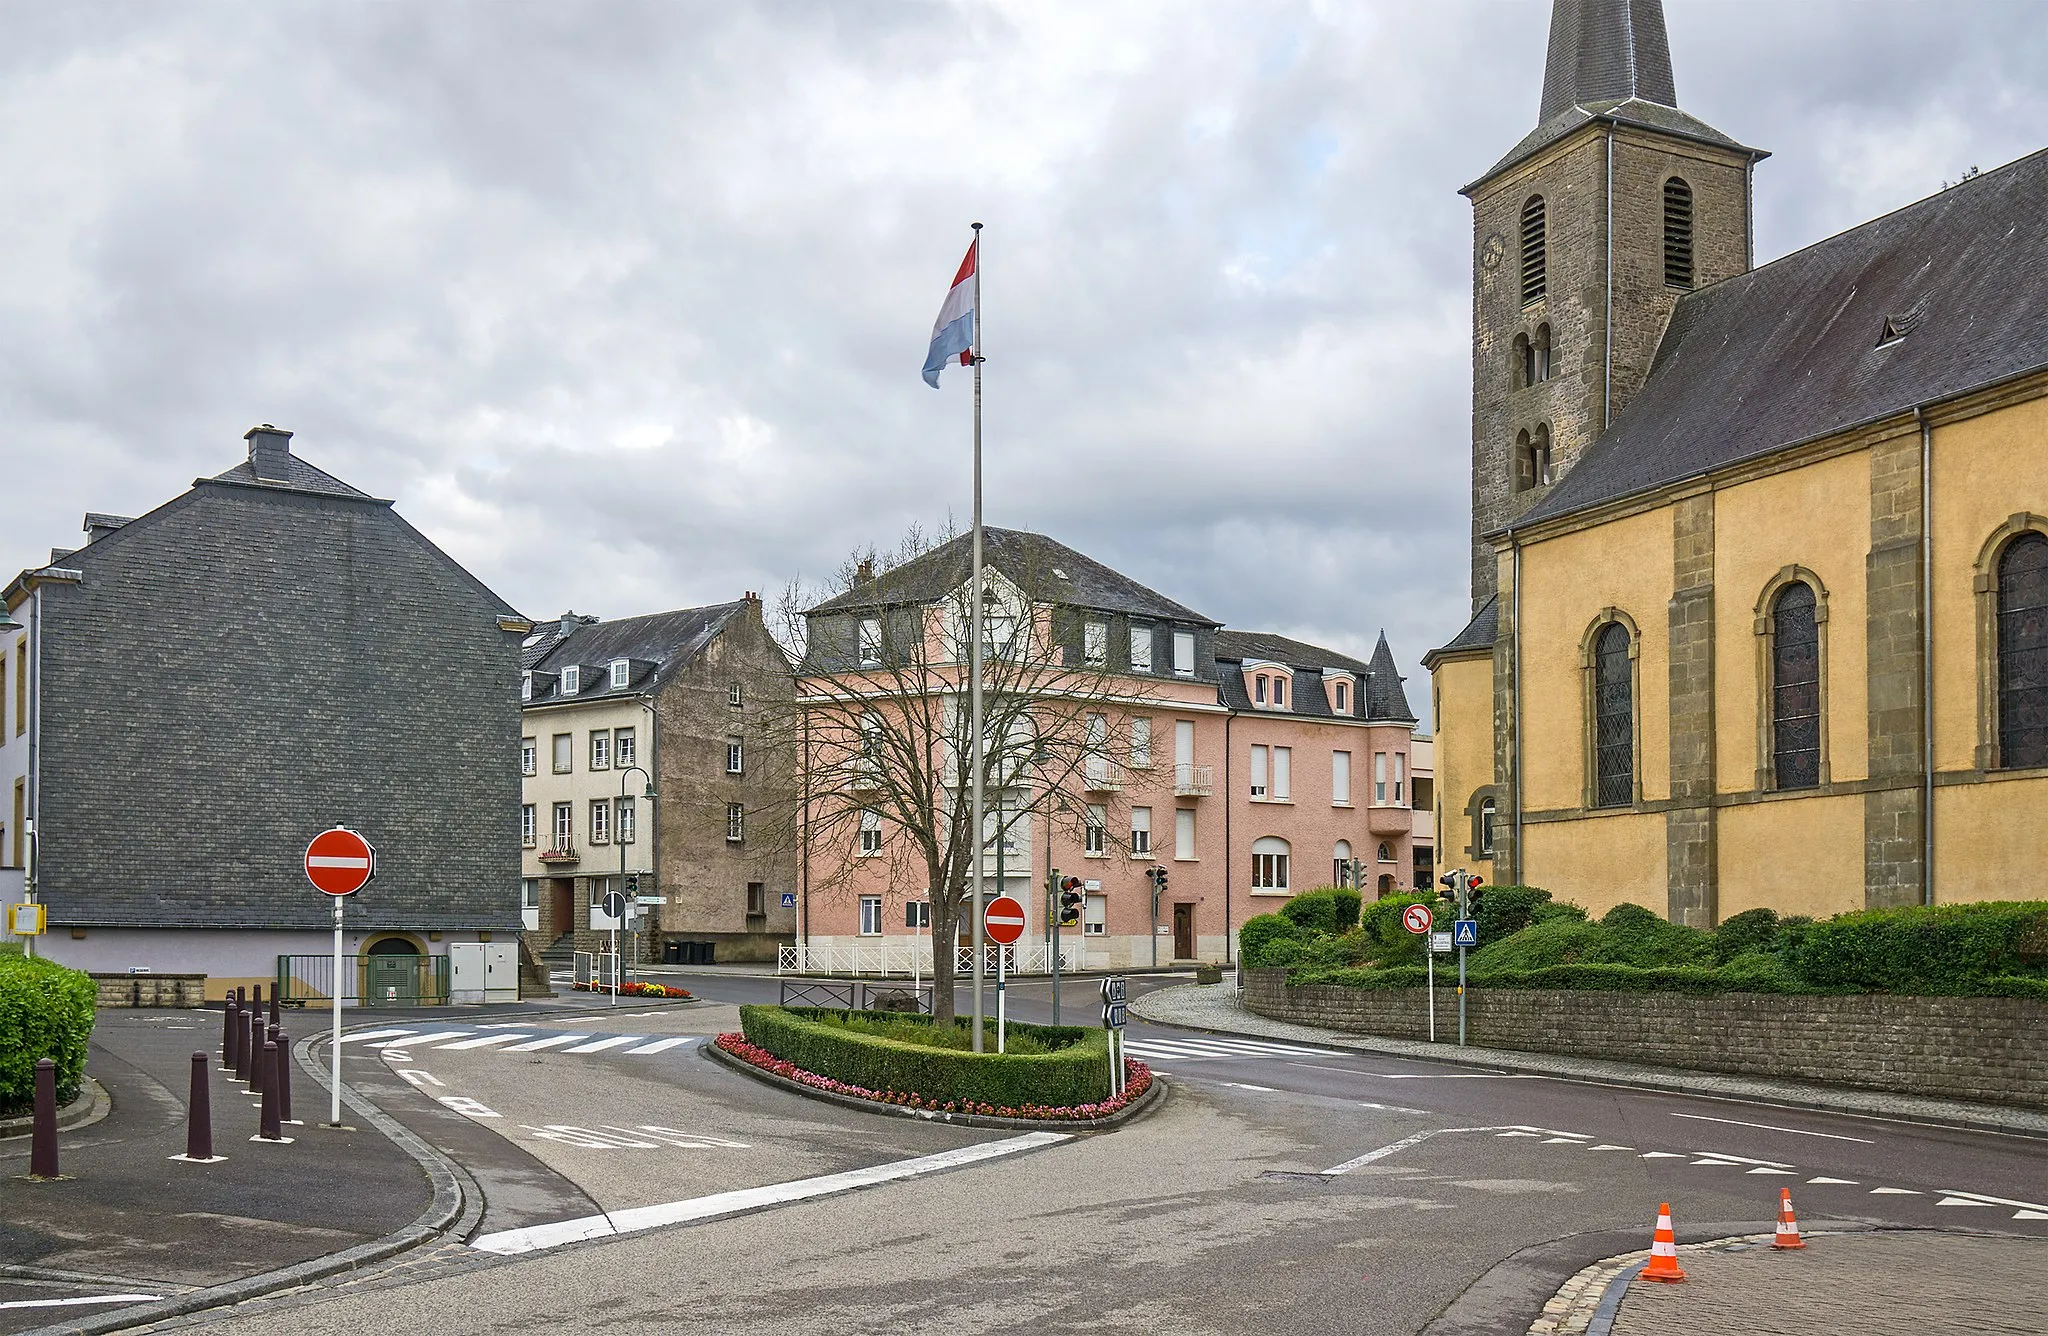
[337,1027,703,1061]
[1119,1035,1341,1062]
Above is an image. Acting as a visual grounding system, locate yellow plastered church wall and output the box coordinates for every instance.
[1516,506,1675,810]
[1522,812,1665,918]
[1717,795,1865,919]
[1929,395,2048,772]
[1430,653,1498,876]
[1934,781,2048,904]
[1710,449,1872,790]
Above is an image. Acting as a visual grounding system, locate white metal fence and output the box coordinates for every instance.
[573,951,621,989]
[778,941,1084,976]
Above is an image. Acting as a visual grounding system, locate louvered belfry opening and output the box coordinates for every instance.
[1663,177,1694,289]
[1593,623,1634,807]
[1520,195,1547,305]
[1771,582,1821,789]
[1999,532,2048,769]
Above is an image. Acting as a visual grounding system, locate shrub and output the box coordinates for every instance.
[1300,928,1375,970]
[1238,913,1304,968]
[1792,902,2048,994]
[1713,908,1782,963]
[738,1006,1110,1108]
[1531,901,1588,925]
[1280,888,1361,937]
[0,955,97,1115]
[1588,903,1714,968]
[1472,886,1555,941]
[1468,916,1607,971]
[1358,892,1431,967]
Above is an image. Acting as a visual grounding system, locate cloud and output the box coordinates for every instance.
[3,1,2044,729]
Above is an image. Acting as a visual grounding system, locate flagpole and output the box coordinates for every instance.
[968,221,986,1053]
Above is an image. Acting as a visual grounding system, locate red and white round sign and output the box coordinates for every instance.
[983,895,1027,946]
[305,827,376,896]
[1402,903,1433,935]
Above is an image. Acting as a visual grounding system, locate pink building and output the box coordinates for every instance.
[792,529,1423,971]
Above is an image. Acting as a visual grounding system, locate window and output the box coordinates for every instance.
[1593,622,1635,807]
[1532,323,1551,384]
[1413,845,1434,891]
[1175,808,1196,860]
[1519,195,1546,305]
[906,901,931,929]
[1333,840,1352,887]
[1374,751,1388,803]
[522,878,539,910]
[1250,745,1268,798]
[553,802,574,849]
[747,883,766,916]
[1272,746,1291,800]
[726,737,744,774]
[1129,717,1152,768]
[1274,677,1286,707]
[728,682,744,708]
[1085,804,1107,856]
[1332,751,1351,804]
[1333,680,1348,713]
[520,672,533,702]
[1998,532,2048,768]
[614,727,635,768]
[1513,332,1531,388]
[726,803,745,842]
[618,797,636,844]
[858,617,882,666]
[609,658,630,689]
[1663,177,1694,289]
[1083,894,1107,936]
[1255,674,1267,705]
[520,737,536,777]
[1394,752,1406,804]
[859,810,882,856]
[1175,719,1195,771]
[1173,630,1195,677]
[562,664,580,695]
[1516,423,1553,492]
[1771,582,1822,790]
[552,733,573,774]
[1478,798,1497,855]
[521,804,537,848]
[589,798,611,844]
[589,877,614,909]
[1251,836,1290,892]
[1130,807,1152,856]
[1129,627,1152,672]
[1083,620,1107,667]
[858,896,883,936]
[14,642,24,735]
[590,730,611,770]
[1378,841,1394,862]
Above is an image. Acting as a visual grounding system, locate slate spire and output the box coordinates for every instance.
[1539,0,1678,123]
[1363,631,1417,724]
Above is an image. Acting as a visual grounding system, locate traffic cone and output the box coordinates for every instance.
[1773,1187,1805,1250]
[1641,1202,1687,1282]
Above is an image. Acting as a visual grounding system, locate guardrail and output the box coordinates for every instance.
[778,978,935,1013]
[275,954,451,1007]
[776,941,1083,976]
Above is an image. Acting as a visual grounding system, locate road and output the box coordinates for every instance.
[117,971,2048,1335]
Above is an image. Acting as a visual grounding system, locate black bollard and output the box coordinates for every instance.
[223,997,241,1072]
[184,1051,216,1161]
[274,1029,294,1124]
[269,987,281,1027]
[257,1041,283,1141]
[234,1008,253,1083]
[29,1058,59,1178]
[250,982,263,1017]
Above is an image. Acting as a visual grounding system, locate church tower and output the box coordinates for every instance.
[1463,0,1765,610]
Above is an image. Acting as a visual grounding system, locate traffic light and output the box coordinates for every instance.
[1058,876,1084,928]
[1466,876,1485,915]
[1154,866,1169,894]
[625,873,640,895]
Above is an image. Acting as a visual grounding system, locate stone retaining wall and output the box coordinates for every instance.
[90,973,207,1009]
[1242,969,2048,1109]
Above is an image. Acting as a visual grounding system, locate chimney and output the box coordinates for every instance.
[855,558,874,585]
[244,424,294,482]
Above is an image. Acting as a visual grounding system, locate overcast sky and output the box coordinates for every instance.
[5,1,2045,724]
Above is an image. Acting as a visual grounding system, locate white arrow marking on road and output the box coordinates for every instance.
[470,1131,1072,1255]
[503,1034,588,1052]
[624,1037,695,1055]
[1669,1112,1873,1143]
[1806,1177,1859,1184]
[436,1034,532,1050]
[1869,1187,1922,1195]
[563,1035,641,1054]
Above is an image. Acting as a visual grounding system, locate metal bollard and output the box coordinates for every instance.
[223,997,241,1072]
[269,987,281,1027]
[29,1058,60,1178]
[274,1030,294,1124]
[234,1008,254,1083]
[257,1042,283,1141]
[182,1051,217,1161]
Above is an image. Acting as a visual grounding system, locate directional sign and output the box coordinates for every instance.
[1102,1002,1127,1029]
[1454,918,1479,947]
[983,895,1027,945]
[305,827,376,896]
[602,891,628,921]
[1100,976,1127,1005]
[1402,903,1434,935]
[1430,931,1453,954]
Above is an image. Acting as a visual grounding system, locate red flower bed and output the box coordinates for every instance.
[714,1032,1152,1121]
[573,980,693,999]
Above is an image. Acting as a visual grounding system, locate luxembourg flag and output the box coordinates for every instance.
[921,239,977,388]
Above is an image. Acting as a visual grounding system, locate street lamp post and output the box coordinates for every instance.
[616,765,656,1006]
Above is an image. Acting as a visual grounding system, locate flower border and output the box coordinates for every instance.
[713,1032,1152,1121]
[572,980,694,999]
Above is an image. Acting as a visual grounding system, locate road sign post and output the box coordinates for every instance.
[983,895,1026,1054]
[305,826,375,1127]
[1099,976,1127,1097]
[1401,900,1435,1043]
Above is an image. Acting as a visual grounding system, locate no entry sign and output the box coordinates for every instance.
[305,827,376,896]
[983,895,1027,946]
[1402,903,1433,935]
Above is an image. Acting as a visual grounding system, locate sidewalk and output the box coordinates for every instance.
[1129,982,2048,1137]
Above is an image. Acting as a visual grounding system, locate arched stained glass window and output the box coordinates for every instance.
[1771,582,1821,789]
[1593,623,1634,807]
[1999,532,2048,768]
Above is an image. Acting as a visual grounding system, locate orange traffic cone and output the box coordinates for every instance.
[1773,1187,1805,1249]
[1641,1202,1687,1282]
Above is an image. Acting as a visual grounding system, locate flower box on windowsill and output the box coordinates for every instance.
[538,847,579,865]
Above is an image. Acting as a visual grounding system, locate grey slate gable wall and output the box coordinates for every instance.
[37,480,524,931]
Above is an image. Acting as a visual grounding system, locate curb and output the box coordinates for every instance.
[0,1076,111,1142]
[20,1033,479,1336]
[1131,985,2048,1139]
[702,1040,1164,1131]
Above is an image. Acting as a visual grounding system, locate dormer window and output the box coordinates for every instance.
[1255,675,1267,704]
[1274,677,1286,708]
[521,672,533,702]
[858,617,882,666]
[1333,680,1348,713]
[561,665,580,695]
[1876,318,1907,349]
[609,658,630,690]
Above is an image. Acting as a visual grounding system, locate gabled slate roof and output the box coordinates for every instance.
[1424,595,1500,667]
[1517,148,2048,530]
[206,454,376,501]
[1213,629,1417,724]
[523,601,762,705]
[807,528,1218,627]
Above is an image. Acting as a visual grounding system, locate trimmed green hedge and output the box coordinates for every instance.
[0,954,97,1115]
[739,1006,1111,1108]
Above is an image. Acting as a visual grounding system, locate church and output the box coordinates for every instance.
[1426,0,2048,924]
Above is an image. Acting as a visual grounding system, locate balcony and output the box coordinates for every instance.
[1082,760,1126,792]
[1174,763,1214,797]
[1366,804,1413,836]
[848,759,881,790]
[538,844,580,865]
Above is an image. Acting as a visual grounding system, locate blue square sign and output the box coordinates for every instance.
[781,891,797,909]
[1453,919,1479,947]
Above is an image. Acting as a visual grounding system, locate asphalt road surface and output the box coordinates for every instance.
[174,971,2047,1336]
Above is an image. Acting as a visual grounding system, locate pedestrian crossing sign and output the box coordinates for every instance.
[1453,919,1479,947]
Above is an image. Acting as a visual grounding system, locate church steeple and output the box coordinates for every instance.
[1540,0,1676,120]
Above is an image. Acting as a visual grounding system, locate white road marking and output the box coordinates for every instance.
[470,1132,1071,1255]
[1321,1125,1531,1175]
[437,1095,502,1119]
[1933,1190,2048,1213]
[1691,1159,1742,1167]
[624,1037,695,1055]
[1124,1037,1337,1061]
[1497,1131,1542,1138]
[1587,1144,1634,1152]
[338,1029,416,1045]
[1356,1102,1430,1114]
[1669,1112,1874,1143]
[380,1051,412,1062]
[1540,1137,1580,1144]
[375,1031,470,1048]
[564,1035,642,1054]
[1378,1073,1546,1080]
[0,1295,163,1311]
[1746,1167,1797,1175]
[436,1034,532,1051]
[503,1034,588,1053]
[395,1070,445,1088]
[2016,1211,2048,1220]
[1687,1151,1793,1167]
[608,1125,750,1149]
[1223,1082,1275,1092]
[1640,1152,1686,1159]
[1937,1196,1998,1207]
[1870,1187,1921,1195]
[1807,1177,1859,1185]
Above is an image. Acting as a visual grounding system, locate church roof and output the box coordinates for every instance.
[1515,148,2048,531]
[1424,594,1499,667]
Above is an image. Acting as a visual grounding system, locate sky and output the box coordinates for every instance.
[3,1,2045,727]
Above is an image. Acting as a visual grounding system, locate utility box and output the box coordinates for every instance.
[450,942,519,1004]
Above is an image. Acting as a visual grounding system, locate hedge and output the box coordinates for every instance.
[0,954,97,1116]
[1790,902,2048,994]
[738,1006,1111,1109]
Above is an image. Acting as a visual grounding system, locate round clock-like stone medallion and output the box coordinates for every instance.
[1481,233,1505,270]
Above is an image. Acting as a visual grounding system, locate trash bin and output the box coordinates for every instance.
[662,940,682,965]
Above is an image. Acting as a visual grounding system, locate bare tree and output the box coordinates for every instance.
[758,525,1160,1024]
